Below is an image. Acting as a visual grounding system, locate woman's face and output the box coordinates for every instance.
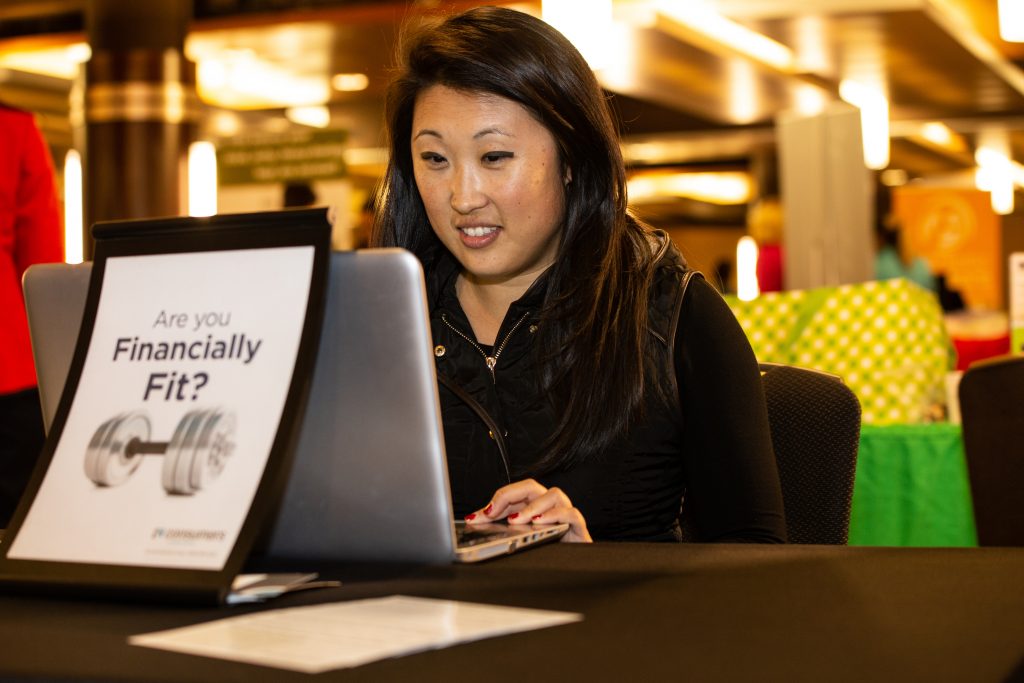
[411,85,567,289]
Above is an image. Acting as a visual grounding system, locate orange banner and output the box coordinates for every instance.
[894,187,1002,310]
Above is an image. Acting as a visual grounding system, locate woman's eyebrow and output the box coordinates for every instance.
[412,128,442,141]
[474,126,513,139]
[412,126,514,141]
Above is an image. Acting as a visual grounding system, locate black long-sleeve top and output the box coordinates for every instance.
[427,243,787,544]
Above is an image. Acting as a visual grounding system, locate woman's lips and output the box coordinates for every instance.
[458,226,500,248]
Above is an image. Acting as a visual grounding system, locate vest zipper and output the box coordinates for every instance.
[441,311,531,383]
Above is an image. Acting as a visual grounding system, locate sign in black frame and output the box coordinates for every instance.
[0,208,332,604]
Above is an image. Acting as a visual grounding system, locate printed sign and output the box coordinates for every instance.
[7,246,314,570]
[218,129,348,185]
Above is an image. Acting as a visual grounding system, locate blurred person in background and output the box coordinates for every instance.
[283,180,317,208]
[0,102,63,527]
[874,183,937,293]
[747,195,784,293]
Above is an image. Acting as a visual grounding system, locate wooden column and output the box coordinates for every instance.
[80,0,197,257]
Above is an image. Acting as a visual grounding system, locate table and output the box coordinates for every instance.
[0,543,1020,682]
[849,423,977,547]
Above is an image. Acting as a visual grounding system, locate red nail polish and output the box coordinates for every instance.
[483,504,493,515]
[508,512,519,520]
[531,514,542,521]
[465,513,477,521]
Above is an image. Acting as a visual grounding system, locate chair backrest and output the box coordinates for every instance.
[759,363,862,544]
[958,355,1024,546]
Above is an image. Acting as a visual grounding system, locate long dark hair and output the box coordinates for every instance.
[374,6,660,471]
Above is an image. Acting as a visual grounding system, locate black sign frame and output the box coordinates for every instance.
[0,208,332,604]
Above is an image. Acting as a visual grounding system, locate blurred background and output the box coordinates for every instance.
[2,0,1022,313]
[4,0,1023,545]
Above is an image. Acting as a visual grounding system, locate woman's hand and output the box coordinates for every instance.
[464,479,593,543]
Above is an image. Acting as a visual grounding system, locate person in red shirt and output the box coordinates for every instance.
[0,102,63,526]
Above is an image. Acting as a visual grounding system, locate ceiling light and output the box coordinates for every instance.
[793,83,827,116]
[654,0,797,73]
[286,105,331,128]
[543,0,614,70]
[975,128,1015,214]
[627,171,753,205]
[208,110,241,137]
[998,0,1024,42]
[920,122,953,146]
[0,41,91,79]
[196,49,330,109]
[727,58,759,123]
[331,73,369,92]
[839,79,890,170]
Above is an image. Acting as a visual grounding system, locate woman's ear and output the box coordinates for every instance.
[564,166,572,185]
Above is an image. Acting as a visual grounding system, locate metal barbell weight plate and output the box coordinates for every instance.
[84,412,151,486]
[188,410,236,492]
[161,410,205,495]
[84,416,119,485]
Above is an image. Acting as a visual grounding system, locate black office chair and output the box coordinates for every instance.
[759,362,862,545]
[958,355,1024,546]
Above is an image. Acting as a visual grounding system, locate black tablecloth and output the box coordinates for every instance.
[1,543,1022,682]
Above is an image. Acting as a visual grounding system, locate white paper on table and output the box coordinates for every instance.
[129,595,583,673]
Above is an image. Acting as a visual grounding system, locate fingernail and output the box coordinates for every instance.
[464,513,477,521]
[508,512,519,520]
[483,504,493,516]
[531,514,543,521]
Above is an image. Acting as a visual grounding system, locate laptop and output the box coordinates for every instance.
[22,248,568,564]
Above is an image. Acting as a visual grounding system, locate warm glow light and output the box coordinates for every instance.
[976,128,1016,215]
[1012,160,1024,189]
[286,105,330,128]
[794,83,827,116]
[0,41,91,79]
[998,0,1024,42]
[331,73,369,91]
[195,49,330,109]
[594,21,637,91]
[737,236,760,301]
[188,141,218,217]
[208,110,241,137]
[920,122,954,147]
[543,0,614,70]
[881,169,908,187]
[627,171,753,205]
[792,15,829,73]
[63,150,83,264]
[655,0,797,73]
[839,79,890,170]
[976,148,1015,215]
[727,58,759,123]
[344,147,389,167]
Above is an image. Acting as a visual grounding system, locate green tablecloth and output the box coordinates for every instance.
[849,423,977,547]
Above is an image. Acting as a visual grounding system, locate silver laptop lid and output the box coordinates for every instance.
[22,262,90,434]
[262,249,457,563]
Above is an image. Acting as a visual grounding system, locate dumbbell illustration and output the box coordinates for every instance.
[84,409,236,495]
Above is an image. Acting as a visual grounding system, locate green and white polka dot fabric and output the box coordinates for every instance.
[726,279,953,425]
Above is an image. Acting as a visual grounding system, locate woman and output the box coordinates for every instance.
[373,6,785,544]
